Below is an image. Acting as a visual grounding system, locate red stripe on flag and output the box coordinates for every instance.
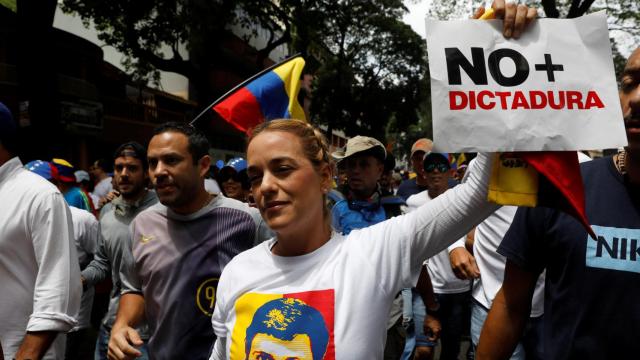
[213,87,264,133]
[521,151,595,238]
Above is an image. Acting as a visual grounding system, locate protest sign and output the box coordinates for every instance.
[426,11,627,152]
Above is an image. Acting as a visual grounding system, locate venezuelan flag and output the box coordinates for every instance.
[212,56,306,133]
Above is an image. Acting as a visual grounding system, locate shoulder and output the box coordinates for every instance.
[13,169,65,205]
[219,240,272,287]
[69,206,97,224]
[100,202,114,216]
[228,240,271,266]
[580,155,612,176]
[398,178,416,189]
[212,195,263,224]
[131,202,166,224]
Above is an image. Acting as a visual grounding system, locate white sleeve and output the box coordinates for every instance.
[27,192,82,332]
[354,153,498,295]
[209,338,226,360]
[447,238,467,253]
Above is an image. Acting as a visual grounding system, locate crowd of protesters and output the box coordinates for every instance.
[0,1,638,359]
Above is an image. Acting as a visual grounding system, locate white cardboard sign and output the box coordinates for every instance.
[426,11,627,152]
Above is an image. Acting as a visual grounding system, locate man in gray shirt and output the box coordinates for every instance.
[109,123,271,360]
[81,141,158,360]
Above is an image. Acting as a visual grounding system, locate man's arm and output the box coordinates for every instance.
[108,293,145,360]
[415,265,441,341]
[21,193,81,358]
[449,236,480,280]
[476,259,538,360]
[14,332,57,360]
[465,227,475,253]
[81,233,111,288]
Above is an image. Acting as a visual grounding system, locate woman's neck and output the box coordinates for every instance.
[272,218,332,257]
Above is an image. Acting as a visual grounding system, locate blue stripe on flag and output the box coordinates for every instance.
[246,71,290,120]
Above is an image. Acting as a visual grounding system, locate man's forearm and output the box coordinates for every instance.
[476,260,537,360]
[415,265,438,310]
[113,293,145,330]
[476,289,529,360]
[14,331,57,360]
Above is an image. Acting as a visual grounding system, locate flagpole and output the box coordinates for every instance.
[189,53,302,126]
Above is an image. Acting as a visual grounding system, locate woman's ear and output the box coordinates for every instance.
[319,162,333,191]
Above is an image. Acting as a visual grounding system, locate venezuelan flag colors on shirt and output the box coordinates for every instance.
[213,56,306,133]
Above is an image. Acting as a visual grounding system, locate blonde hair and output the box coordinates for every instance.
[248,119,333,171]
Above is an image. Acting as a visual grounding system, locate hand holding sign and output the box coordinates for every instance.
[473,0,537,38]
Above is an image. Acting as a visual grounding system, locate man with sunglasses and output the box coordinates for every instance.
[405,152,472,360]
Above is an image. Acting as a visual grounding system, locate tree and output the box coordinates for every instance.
[61,0,294,105]
[308,0,427,140]
[62,0,429,143]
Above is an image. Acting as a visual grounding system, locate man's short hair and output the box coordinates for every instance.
[245,298,329,360]
[153,122,210,164]
[113,141,149,170]
[93,158,113,173]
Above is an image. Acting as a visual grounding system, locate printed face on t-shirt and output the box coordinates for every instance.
[231,291,334,360]
[247,333,313,360]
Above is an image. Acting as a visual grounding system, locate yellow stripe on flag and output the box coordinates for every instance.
[487,153,539,207]
[273,57,307,121]
[479,8,540,208]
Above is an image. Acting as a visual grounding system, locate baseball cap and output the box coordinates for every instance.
[410,138,433,157]
[25,160,59,181]
[332,136,386,161]
[75,170,90,183]
[215,159,225,170]
[222,157,247,173]
[52,158,77,183]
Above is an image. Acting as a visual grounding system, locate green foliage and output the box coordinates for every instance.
[308,0,427,142]
[61,0,429,144]
[0,0,16,12]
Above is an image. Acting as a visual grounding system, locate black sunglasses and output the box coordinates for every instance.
[424,163,450,173]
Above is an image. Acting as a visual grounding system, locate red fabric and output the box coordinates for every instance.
[520,151,595,238]
[213,87,264,133]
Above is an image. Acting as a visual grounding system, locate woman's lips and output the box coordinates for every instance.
[264,200,289,211]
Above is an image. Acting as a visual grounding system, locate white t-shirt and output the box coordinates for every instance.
[0,157,81,360]
[406,191,471,294]
[466,205,545,317]
[204,178,221,194]
[456,158,547,317]
[92,176,113,201]
[211,153,498,359]
[68,206,100,330]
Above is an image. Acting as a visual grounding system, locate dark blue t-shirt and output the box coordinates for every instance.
[397,178,458,201]
[397,178,427,201]
[499,156,640,360]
